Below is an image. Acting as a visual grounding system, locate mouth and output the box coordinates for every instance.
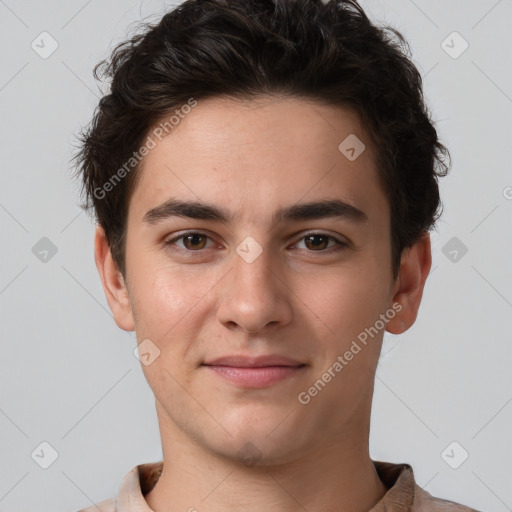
[202,355,306,388]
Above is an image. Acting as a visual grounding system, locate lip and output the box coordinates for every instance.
[202,355,306,388]
[203,355,304,367]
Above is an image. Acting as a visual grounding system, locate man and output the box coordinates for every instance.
[73,0,479,510]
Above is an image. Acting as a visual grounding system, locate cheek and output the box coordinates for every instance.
[308,264,388,327]
[306,271,387,394]
[129,260,222,382]
[132,268,206,394]
[131,261,208,333]
[301,269,390,383]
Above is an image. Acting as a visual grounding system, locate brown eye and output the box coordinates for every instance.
[166,232,213,251]
[182,233,207,250]
[294,233,347,252]
[304,234,330,250]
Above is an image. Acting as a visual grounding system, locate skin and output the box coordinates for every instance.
[95,95,431,512]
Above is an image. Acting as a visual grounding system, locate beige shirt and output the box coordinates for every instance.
[77,460,480,511]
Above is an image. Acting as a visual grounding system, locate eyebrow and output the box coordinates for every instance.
[142,198,369,226]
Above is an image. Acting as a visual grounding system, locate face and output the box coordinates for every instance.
[97,95,429,465]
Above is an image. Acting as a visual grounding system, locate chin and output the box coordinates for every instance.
[212,414,305,466]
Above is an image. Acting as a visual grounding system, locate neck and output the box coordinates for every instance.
[145,412,387,512]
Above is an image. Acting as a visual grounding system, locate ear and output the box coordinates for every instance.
[386,232,432,335]
[94,224,135,332]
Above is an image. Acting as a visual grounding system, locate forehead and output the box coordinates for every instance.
[128,95,388,227]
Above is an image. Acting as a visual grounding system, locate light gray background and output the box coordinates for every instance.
[0,1,511,511]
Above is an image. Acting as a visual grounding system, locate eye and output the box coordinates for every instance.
[164,231,348,253]
[293,233,347,252]
[165,231,215,251]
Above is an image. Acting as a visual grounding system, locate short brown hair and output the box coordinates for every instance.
[72,0,450,279]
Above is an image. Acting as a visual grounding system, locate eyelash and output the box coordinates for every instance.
[164,231,348,253]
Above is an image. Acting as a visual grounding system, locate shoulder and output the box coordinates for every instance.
[413,484,482,512]
[76,497,117,512]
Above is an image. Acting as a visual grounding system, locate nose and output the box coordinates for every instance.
[216,245,293,334]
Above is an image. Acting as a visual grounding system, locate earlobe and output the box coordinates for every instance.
[94,224,135,332]
[386,232,432,335]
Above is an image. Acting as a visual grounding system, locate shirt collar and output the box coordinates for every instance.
[115,460,420,512]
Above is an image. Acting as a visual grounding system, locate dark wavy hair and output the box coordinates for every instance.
[72,0,450,279]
